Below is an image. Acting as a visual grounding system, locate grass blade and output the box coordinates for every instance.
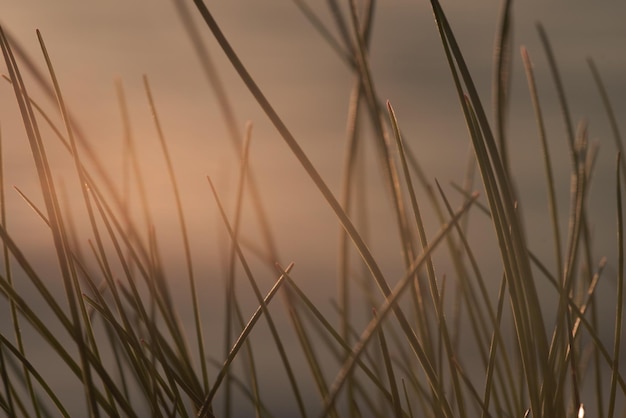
[608,152,624,418]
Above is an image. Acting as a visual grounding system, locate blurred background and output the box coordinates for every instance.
[1,0,626,416]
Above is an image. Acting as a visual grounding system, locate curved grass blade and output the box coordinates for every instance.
[492,0,513,174]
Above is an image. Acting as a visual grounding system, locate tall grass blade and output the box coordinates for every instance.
[493,0,513,174]
[0,26,101,417]
[388,100,466,417]
[143,75,209,393]
[427,2,554,415]
[520,47,563,281]
[608,152,624,418]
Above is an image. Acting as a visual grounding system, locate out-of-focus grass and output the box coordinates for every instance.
[0,0,624,417]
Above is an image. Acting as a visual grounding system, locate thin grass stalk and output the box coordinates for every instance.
[84,237,143,401]
[190,3,454,415]
[536,24,576,162]
[0,347,14,417]
[588,59,626,185]
[455,10,545,381]
[608,152,624,418]
[441,2,547,354]
[222,206,235,415]
[288,0,450,378]
[143,75,209,394]
[300,0,465,260]
[401,380,414,418]
[454,364,492,418]
[338,77,363,356]
[82,294,185,416]
[77,204,158,406]
[1,31,137,227]
[214,131,307,417]
[291,0,353,66]
[82,243,157,406]
[147,228,169,417]
[437,182,519,414]
[87,183,204,399]
[549,124,588,411]
[136,322,207,407]
[197,262,293,416]
[373,309,402,418]
[481,275,508,418]
[288,297,339,418]
[455,185,626,394]
[0,333,70,417]
[87,178,202,394]
[539,256,626,394]
[223,124,260,418]
[587,57,621,417]
[284,273,401,408]
[321,193,478,417]
[170,0,279,263]
[231,283,262,418]
[325,299,418,415]
[335,2,375,411]
[0,27,101,417]
[428,4,553,414]
[4,368,31,418]
[0,261,134,416]
[536,34,598,410]
[492,0,513,175]
[115,80,154,241]
[433,197,513,417]
[58,181,86,264]
[0,79,159,290]
[399,362,436,415]
[346,3,432,354]
[520,47,563,282]
[466,89,542,408]
[297,306,395,418]
[206,359,277,418]
[326,0,355,59]
[0,127,40,417]
[37,29,134,415]
[388,101,467,416]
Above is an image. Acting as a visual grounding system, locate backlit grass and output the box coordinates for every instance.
[0,1,624,417]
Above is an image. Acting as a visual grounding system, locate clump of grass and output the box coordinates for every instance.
[0,1,624,417]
